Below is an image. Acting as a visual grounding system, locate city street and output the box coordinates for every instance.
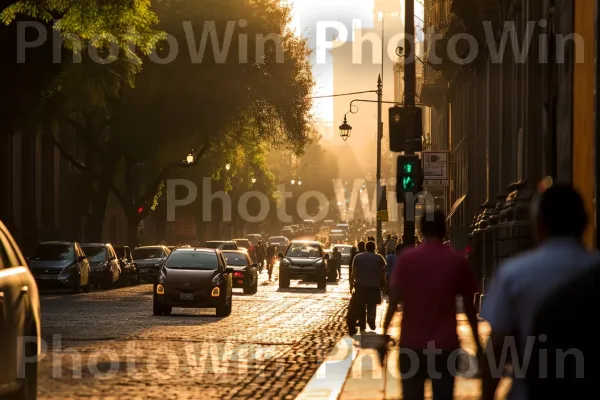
[36,267,352,399]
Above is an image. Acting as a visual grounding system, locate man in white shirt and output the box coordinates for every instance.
[481,183,600,400]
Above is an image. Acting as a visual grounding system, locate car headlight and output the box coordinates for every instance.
[60,264,77,277]
[96,262,108,271]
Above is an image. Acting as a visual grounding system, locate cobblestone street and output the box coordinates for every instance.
[37,267,352,399]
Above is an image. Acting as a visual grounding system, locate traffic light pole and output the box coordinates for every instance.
[403,0,416,247]
[376,76,384,246]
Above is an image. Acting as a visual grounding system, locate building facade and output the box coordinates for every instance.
[420,0,597,249]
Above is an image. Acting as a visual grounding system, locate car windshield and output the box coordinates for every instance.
[133,248,163,260]
[165,252,218,270]
[82,246,106,262]
[204,242,223,249]
[34,243,74,261]
[286,243,321,258]
[269,237,286,243]
[222,252,248,266]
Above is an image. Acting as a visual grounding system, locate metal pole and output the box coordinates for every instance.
[403,0,416,247]
[377,75,383,246]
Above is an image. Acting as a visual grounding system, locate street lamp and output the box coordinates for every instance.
[251,177,257,184]
[291,178,296,185]
[225,163,231,171]
[186,153,194,164]
[339,117,352,141]
[297,179,302,186]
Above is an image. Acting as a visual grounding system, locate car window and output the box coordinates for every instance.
[133,248,163,259]
[222,252,249,266]
[34,243,75,261]
[82,246,107,262]
[286,243,321,258]
[165,252,219,270]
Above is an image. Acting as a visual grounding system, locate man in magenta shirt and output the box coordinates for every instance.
[383,211,482,400]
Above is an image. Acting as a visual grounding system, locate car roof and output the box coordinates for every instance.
[232,238,249,241]
[135,245,166,249]
[168,248,218,253]
[81,243,108,247]
[206,240,234,243]
[220,249,248,254]
[39,241,74,245]
[290,240,320,245]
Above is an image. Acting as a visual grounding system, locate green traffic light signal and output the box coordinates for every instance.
[403,162,413,173]
[402,176,415,190]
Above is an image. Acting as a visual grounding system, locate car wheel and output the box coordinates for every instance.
[82,283,91,293]
[12,324,37,400]
[72,276,82,294]
[317,275,327,290]
[252,278,259,294]
[162,306,172,316]
[153,299,163,315]
[243,276,253,294]
[279,268,290,289]
[216,294,230,317]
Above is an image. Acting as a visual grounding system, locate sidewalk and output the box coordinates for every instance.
[298,303,512,400]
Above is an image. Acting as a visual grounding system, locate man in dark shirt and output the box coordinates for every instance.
[348,241,386,333]
[526,262,598,399]
[384,211,481,400]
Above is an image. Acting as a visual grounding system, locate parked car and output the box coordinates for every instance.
[277,240,328,289]
[153,248,234,316]
[133,245,171,282]
[113,245,139,285]
[29,241,91,293]
[221,250,259,294]
[0,220,41,399]
[204,241,238,250]
[81,243,121,289]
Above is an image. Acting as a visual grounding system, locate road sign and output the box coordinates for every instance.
[423,151,449,186]
[377,210,389,221]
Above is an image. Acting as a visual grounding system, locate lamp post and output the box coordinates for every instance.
[338,76,386,245]
[251,177,257,185]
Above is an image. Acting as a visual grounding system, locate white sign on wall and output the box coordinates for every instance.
[423,151,449,187]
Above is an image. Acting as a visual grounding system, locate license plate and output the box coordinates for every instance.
[140,268,149,273]
[180,293,193,300]
[39,275,54,280]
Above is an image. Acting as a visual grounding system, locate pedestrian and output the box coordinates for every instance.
[383,211,482,400]
[332,247,342,279]
[347,241,386,335]
[266,243,276,280]
[525,261,598,399]
[349,245,359,277]
[480,183,599,400]
[381,234,392,255]
[385,243,404,295]
[256,240,266,268]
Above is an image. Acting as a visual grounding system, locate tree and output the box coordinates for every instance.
[1,0,162,240]
[104,0,314,245]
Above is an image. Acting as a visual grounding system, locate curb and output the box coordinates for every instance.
[297,337,357,400]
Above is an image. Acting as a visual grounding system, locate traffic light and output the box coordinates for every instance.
[396,155,422,202]
[388,106,423,152]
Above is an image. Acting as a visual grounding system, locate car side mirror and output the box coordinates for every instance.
[278,252,284,258]
[225,267,234,274]
[77,255,86,262]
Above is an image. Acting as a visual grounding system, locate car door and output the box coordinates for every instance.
[108,246,119,282]
[0,227,28,393]
[246,254,256,285]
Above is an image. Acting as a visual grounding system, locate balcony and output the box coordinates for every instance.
[425,0,452,34]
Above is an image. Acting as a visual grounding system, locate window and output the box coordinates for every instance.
[165,252,218,270]
[222,252,249,266]
[285,243,321,258]
[82,246,107,262]
[133,248,163,260]
[34,243,74,261]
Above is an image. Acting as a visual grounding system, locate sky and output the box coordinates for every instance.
[288,0,424,121]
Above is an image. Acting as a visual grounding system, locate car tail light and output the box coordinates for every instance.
[234,272,243,277]
[464,245,472,258]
